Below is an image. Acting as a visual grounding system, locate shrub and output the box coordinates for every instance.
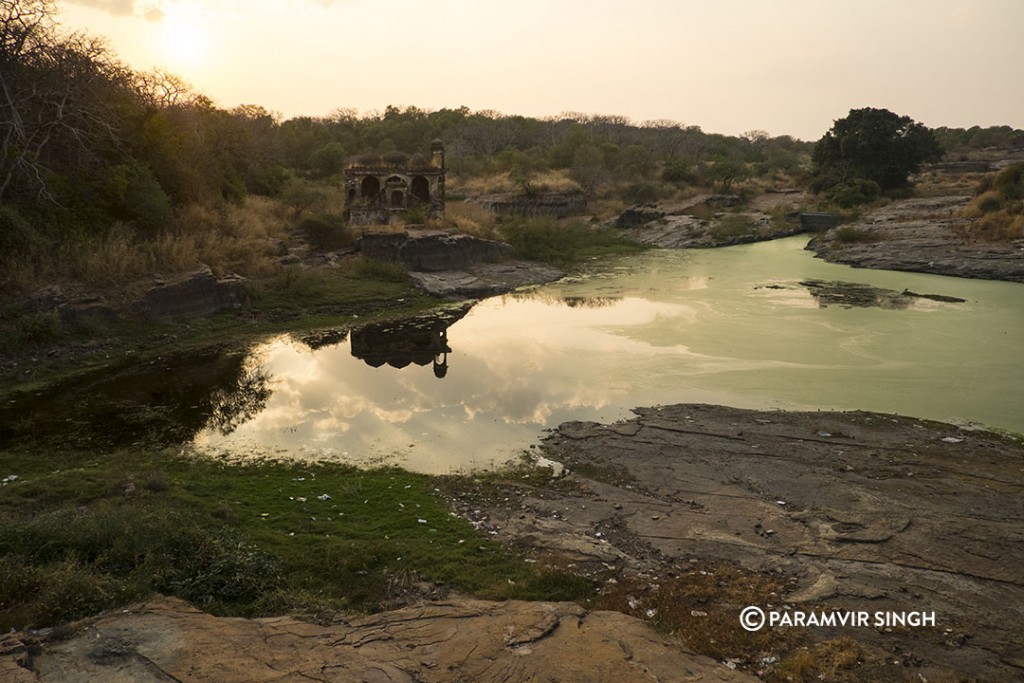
[620,182,665,204]
[402,205,431,225]
[299,214,352,252]
[497,217,643,266]
[661,161,694,184]
[825,178,881,208]
[0,206,41,256]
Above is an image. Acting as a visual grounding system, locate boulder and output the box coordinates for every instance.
[135,267,247,318]
[359,230,511,272]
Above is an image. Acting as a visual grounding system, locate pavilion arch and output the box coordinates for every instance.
[411,175,430,203]
[360,176,380,197]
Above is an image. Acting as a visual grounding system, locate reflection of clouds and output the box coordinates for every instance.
[191,239,1024,472]
[194,290,725,473]
[193,296,698,472]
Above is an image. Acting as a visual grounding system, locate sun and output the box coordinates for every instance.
[158,12,210,68]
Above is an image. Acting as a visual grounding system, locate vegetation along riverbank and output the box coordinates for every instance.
[3,2,1024,680]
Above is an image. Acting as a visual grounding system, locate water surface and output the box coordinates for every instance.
[193,237,1024,472]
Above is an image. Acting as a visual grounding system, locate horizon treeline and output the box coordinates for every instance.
[3,0,1024,274]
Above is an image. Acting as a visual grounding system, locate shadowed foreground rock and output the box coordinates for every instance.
[1,597,752,682]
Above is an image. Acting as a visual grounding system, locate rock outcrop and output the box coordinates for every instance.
[408,261,565,300]
[135,267,248,318]
[453,404,1024,681]
[614,194,807,249]
[473,191,586,218]
[360,229,511,272]
[808,196,1024,282]
[1,596,753,682]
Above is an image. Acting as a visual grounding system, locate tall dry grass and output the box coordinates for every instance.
[443,201,499,239]
[1,196,294,296]
[449,170,582,197]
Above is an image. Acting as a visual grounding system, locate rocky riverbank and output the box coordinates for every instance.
[5,404,1020,682]
[445,404,1024,681]
[807,195,1024,282]
[613,192,811,249]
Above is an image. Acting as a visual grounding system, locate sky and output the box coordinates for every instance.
[56,0,1024,141]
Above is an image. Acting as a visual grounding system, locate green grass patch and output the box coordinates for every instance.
[0,448,593,631]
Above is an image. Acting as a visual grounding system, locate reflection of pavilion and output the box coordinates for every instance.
[349,306,469,378]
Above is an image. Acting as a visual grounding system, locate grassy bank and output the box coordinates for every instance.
[0,447,591,632]
[0,264,437,398]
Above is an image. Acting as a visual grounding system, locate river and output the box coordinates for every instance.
[190,236,1024,472]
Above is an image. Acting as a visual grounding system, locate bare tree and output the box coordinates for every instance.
[1,0,126,204]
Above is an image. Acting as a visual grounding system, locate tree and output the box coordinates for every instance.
[1,0,130,205]
[811,107,943,192]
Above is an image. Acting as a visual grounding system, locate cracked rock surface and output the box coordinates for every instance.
[1,597,751,682]
[462,404,1024,681]
[807,195,1024,282]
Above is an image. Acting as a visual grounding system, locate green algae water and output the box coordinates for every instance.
[191,237,1024,472]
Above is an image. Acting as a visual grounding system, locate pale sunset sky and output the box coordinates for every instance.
[57,0,1024,141]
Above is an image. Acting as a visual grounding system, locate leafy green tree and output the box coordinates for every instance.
[811,107,943,192]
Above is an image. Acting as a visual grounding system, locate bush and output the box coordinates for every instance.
[299,214,352,251]
[0,206,41,256]
[620,182,665,204]
[498,217,643,266]
[0,503,283,629]
[825,179,881,208]
[661,161,694,184]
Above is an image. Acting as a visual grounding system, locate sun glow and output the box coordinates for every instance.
[158,11,210,68]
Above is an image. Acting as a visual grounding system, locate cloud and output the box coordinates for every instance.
[64,0,165,21]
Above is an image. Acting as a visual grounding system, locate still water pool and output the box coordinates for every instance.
[192,237,1024,472]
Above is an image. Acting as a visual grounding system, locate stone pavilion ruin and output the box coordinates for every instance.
[343,140,446,225]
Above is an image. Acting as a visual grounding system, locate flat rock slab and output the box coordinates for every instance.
[808,196,1024,282]
[2,597,752,683]
[458,404,1024,681]
[409,261,565,299]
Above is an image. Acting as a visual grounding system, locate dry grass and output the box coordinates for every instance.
[958,211,1024,242]
[765,637,864,682]
[1,196,294,295]
[164,197,291,277]
[449,170,582,197]
[443,201,500,238]
[595,565,802,667]
[914,171,988,198]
